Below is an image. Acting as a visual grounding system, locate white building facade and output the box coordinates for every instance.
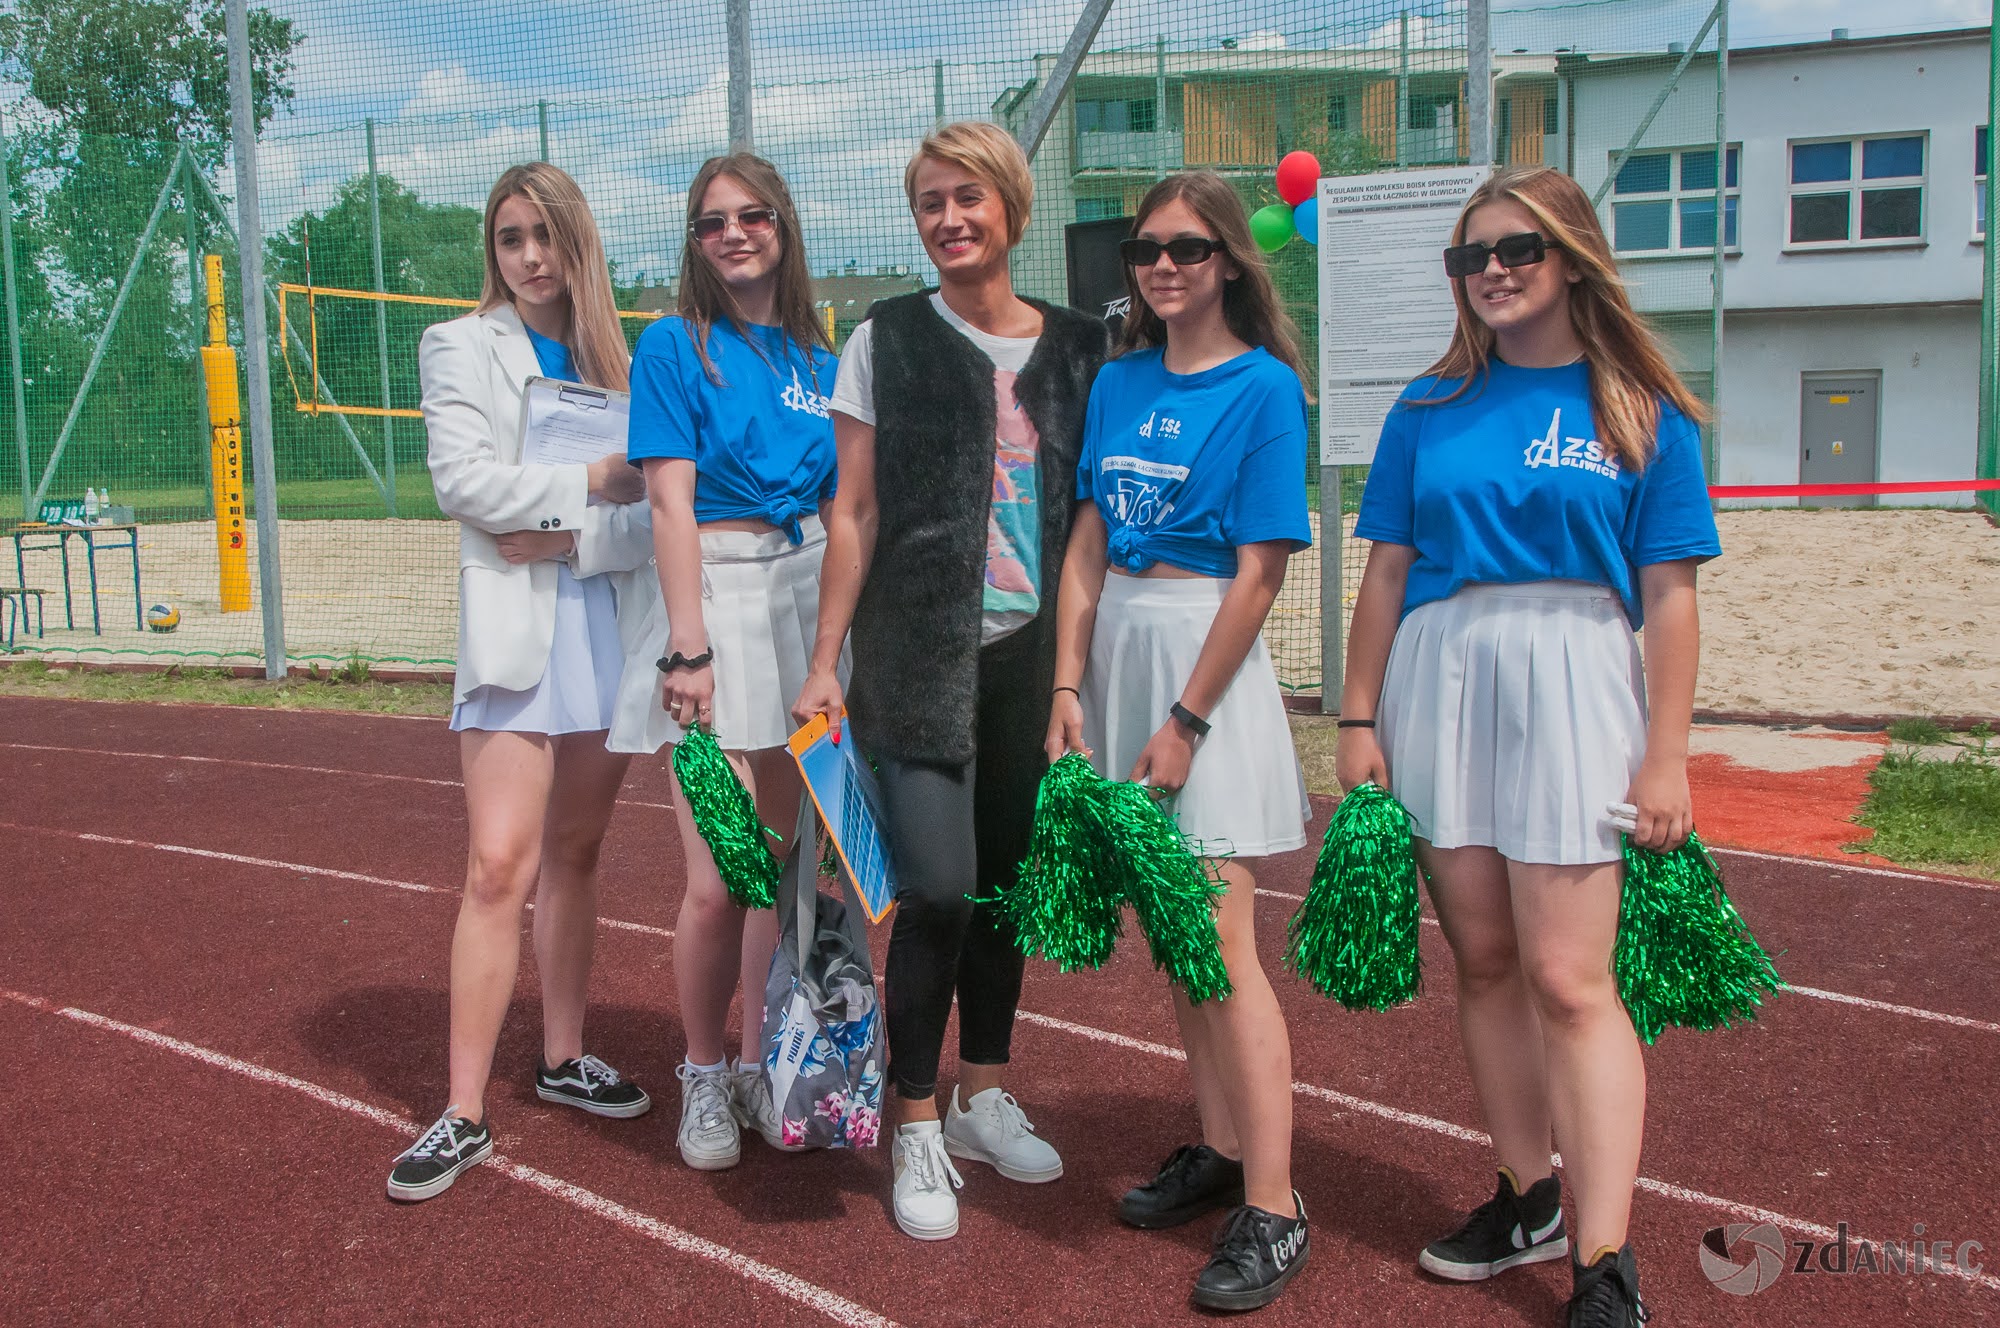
[1568,29,1988,506]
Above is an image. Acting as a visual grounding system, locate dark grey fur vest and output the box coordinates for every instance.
[847,291,1108,768]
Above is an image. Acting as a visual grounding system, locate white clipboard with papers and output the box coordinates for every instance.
[519,377,630,498]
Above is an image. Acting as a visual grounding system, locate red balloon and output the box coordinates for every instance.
[1276,150,1321,205]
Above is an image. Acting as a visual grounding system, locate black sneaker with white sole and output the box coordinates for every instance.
[1419,1168,1568,1281]
[535,1054,651,1118]
[386,1110,492,1203]
[1190,1193,1310,1312]
[1568,1244,1648,1327]
[1119,1143,1246,1229]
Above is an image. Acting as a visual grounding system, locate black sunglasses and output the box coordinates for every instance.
[1120,236,1225,268]
[1442,231,1562,278]
[690,207,779,241]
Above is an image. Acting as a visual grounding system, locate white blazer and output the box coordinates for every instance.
[421,304,657,703]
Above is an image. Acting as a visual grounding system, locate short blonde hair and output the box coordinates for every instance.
[903,121,1035,246]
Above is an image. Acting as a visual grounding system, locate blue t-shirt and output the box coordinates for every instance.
[626,315,838,543]
[1075,346,1312,578]
[1354,360,1721,627]
[524,324,572,380]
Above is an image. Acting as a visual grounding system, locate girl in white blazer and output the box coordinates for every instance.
[387,163,657,1204]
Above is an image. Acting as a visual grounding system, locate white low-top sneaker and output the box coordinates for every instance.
[892,1120,963,1240]
[942,1086,1064,1183]
[676,1062,741,1171]
[732,1064,796,1151]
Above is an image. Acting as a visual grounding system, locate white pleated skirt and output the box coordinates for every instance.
[450,563,623,736]
[1083,573,1310,859]
[642,515,830,754]
[1379,581,1648,866]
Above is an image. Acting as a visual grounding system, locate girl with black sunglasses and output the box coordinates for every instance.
[617,153,839,1172]
[1046,170,1314,1312]
[1342,166,1719,1328]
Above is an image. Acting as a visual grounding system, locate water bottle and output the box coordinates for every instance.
[84,487,99,522]
[99,488,112,523]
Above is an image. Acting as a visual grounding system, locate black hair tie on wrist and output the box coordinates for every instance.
[1169,701,1211,737]
[1337,718,1376,729]
[1053,686,1080,699]
[656,648,714,674]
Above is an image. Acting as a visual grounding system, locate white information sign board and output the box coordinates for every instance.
[1317,166,1492,466]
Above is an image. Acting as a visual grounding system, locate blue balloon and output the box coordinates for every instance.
[1293,198,1320,244]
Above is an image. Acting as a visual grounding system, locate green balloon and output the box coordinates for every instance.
[1250,203,1295,252]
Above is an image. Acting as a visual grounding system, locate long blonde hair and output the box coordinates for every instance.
[1115,171,1309,388]
[1421,166,1704,469]
[477,162,629,392]
[677,153,830,386]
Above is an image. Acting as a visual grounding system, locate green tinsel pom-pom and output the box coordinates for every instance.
[1615,831,1784,1045]
[1284,782,1423,1010]
[1009,752,1231,1004]
[672,723,778,909]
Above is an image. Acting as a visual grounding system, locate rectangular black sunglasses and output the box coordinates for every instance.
[1120,236,1224,267]
[1442,231,1559,278]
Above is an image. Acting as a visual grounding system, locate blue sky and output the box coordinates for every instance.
[242,0,1990,284]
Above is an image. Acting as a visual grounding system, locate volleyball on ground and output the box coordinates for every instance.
[144,603,181,633]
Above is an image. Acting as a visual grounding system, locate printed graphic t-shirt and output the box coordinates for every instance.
[1354,359,1721,627]
[829,293,1043,643]
[1076,345,1312,578]
[626,316,838,544]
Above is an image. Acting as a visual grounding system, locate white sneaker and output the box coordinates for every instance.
[676,1062,741,1171]
[892,1121,963,1241]
[732,1063,795,1151]
[942,1087,1064,1183]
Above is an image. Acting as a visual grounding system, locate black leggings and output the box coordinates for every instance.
[875,676,1038,1100]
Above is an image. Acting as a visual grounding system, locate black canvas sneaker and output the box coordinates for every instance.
[535,1054,652,1118]
[1118,1143,1246,1229]
[1568,1244,1649,1327]
[1191,1192,1310,1312]
[1419,1168,1568,1281]
[386,1109,493,1202]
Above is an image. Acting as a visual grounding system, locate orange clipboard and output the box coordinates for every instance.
[787,712,897,923]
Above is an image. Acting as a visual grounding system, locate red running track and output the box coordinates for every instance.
[2,696,1997,1327]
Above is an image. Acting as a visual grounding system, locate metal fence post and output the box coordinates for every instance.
[727,0,754,152]
[183,152,215,518]
[934,59,946,127]
[225,0,287,678]
[1980,7,2000,517]
[1467,0,1491,166]
[538,100,551,162]
[0,114,28,519]
[1155,35,1169,182]
[366,118,397,515]
[1709,3,1728,487]
[1015,0,1116,162]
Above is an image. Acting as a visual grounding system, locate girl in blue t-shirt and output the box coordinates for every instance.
[389,163,656,1204]
[1343,166,1720,1328]
[618,154,838,1172]
[1045,171,1313,1313]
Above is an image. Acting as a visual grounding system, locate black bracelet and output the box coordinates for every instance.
[1169,701,1211,737]
[1053,685,1080,698]
[1336,718,1376,729]
[656,647,714,674]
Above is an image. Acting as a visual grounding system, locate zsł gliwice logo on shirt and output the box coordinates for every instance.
[1523,407,1619,479]
[781,367,831,418]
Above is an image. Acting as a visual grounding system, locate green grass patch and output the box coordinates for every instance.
[0,657,452,716]
[1885,716,1947,746]
[1855,748,2000,878]
[3,473,444,524]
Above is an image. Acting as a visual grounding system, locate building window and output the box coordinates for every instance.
[1788,133,1926,246]
[1075,197,1124,222]
[1328,93,1348,134]
[1977,125,1989,240]
[1407,92,1456,131]
[1076,97,1156,135]
[1609,146,1740,254]
[1543,93,1558,136]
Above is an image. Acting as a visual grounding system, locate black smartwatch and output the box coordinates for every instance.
[1169,701,1211,737]
[656,647,714,674]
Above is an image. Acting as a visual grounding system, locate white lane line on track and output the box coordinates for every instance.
[1012,1009,2000,1292]
[1708,844,2000,892]
[0,988,894,1328]
[14,826,2000,1295]
[0,742,676,813]
[14,820,1988,1034]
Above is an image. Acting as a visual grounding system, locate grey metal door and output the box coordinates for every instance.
[1799,371,1881,509]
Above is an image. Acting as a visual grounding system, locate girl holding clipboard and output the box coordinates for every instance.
[1044,171,1313,1311]
[388,163,655,1203]
[616,154,838,1172]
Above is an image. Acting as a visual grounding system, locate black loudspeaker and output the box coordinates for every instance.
[1065,216,1133,338]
